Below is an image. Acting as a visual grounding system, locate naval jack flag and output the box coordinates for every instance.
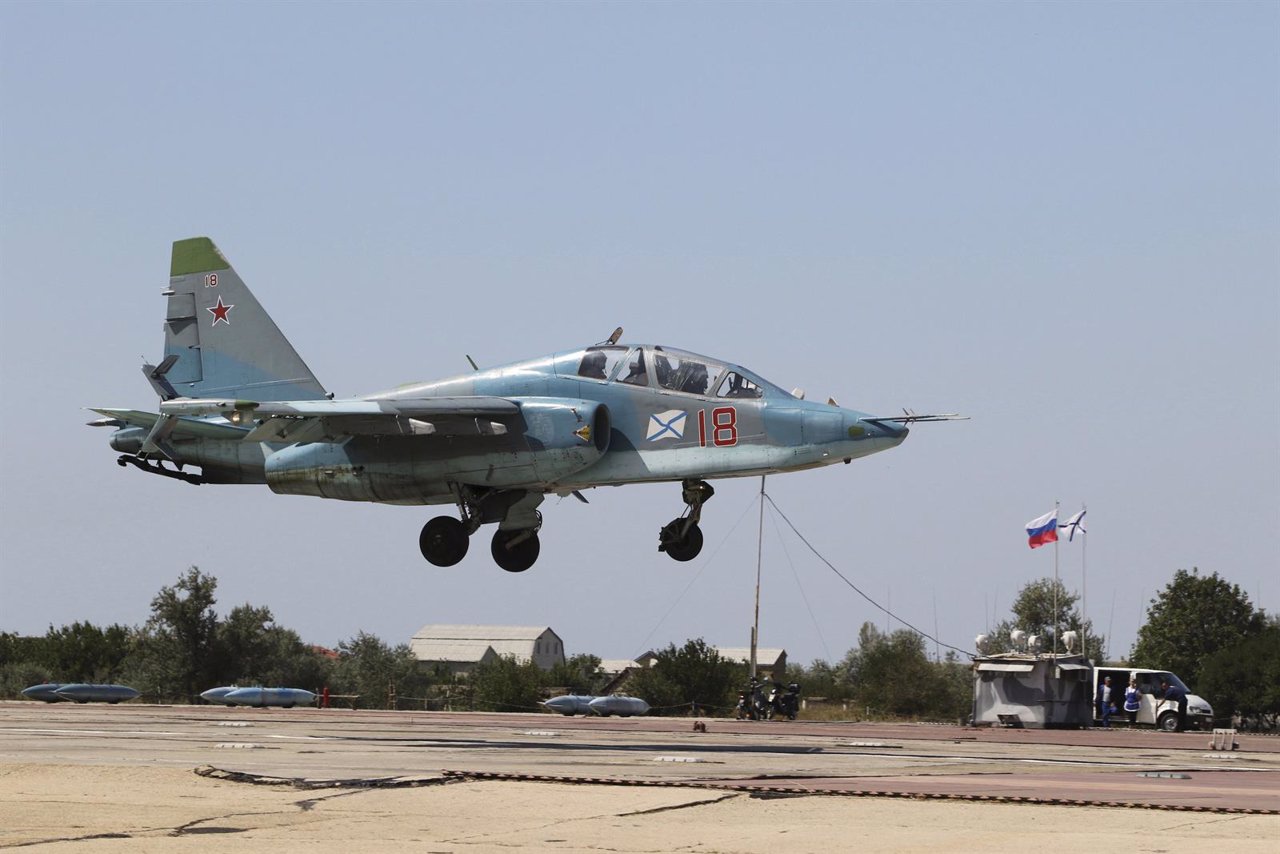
[1060,509,1087,542]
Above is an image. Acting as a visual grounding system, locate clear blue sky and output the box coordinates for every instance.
[2,2,1276,670]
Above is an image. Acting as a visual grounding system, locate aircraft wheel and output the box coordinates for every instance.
[420,516,470,566]
[491,529,540,572]
[663,521,703,562]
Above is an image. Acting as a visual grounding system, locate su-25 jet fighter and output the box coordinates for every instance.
[91,238,961,573]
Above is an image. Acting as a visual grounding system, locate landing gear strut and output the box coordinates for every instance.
[419,488,545,571]
[659,479,714,562]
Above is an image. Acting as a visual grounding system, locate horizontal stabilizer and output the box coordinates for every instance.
[88,408,249,440]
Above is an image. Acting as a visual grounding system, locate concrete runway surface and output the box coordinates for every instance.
[1,702,1276,852]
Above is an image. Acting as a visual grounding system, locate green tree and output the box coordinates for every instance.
[987,577,1104,660]
[139,567,220,703]
[1130,568,1265,687]
[625,639,743,716]
[213,604,330,689]
[1,631,56,700]
[470,655,544,712]
[1181,622,1278,727]
[331,631,427,709]
[38,622,133,683]
[842,623,935,717]
[0,632,50,671]
[789,659,854,702]
[545,654,606,694]
[932,651,973,723]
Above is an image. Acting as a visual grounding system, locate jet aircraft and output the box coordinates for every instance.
[91,238,960,573]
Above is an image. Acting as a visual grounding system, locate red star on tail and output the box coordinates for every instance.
[207,296,235,326]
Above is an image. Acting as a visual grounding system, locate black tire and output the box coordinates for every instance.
[664,522,703,562]
[1158,712,1179,732]
[491,529,540,572]
[420,516,469,566]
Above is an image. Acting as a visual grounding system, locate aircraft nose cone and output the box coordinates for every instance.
[847,416,907,444]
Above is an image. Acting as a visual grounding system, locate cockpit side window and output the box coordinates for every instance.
[576,346,628,381]
[716,371,763,399]
[618,349,648,386]
[653,352,719,395]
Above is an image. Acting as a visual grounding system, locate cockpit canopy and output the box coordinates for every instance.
[555,345,793,400]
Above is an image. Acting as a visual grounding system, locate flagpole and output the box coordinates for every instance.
[1080,502,1087,661]
[1053,499,1060,657]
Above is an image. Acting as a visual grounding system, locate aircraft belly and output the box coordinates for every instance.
[169,438,268,484]
[564,444,795,485]
[262,429,610,504]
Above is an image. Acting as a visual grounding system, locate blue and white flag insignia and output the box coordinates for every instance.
[647,409,687,441]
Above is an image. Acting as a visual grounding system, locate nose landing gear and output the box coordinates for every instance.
[659,479,714,562]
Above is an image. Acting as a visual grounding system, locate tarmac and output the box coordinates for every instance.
[1,701,1277,852]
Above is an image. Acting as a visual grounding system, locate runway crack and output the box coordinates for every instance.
[617,792,741,816]
[195,764,455,790]
[1,832,132,848]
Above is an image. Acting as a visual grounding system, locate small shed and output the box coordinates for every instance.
[713,647,788,680]
[972,653,1093,728]
[410,625,565,674]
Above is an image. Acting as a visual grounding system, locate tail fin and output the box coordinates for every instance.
[161,237,328,401]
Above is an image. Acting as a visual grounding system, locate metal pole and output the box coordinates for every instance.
[1080,502,1087,660]
[1053,500,1060,657]
[750,475,764,680]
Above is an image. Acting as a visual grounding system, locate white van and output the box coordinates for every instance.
[1092,667,1214,731]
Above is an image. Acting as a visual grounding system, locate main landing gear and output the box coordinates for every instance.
[658,479,714,562]
[419,516,471,567]
[418,489,543,573]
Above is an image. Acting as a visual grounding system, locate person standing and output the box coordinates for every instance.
[1097,676,1113,728]
[1123,677,1141,724]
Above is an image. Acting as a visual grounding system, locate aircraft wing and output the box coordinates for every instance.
[157,397,521,443]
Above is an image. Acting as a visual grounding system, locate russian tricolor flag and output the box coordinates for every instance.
[1025,510,1059,549]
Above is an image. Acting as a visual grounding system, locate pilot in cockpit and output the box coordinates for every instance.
[621,350,648,385]
[578,350,608,379]
[680,362,708,395]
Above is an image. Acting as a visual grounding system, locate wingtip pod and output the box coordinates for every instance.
[170,237,230,277]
